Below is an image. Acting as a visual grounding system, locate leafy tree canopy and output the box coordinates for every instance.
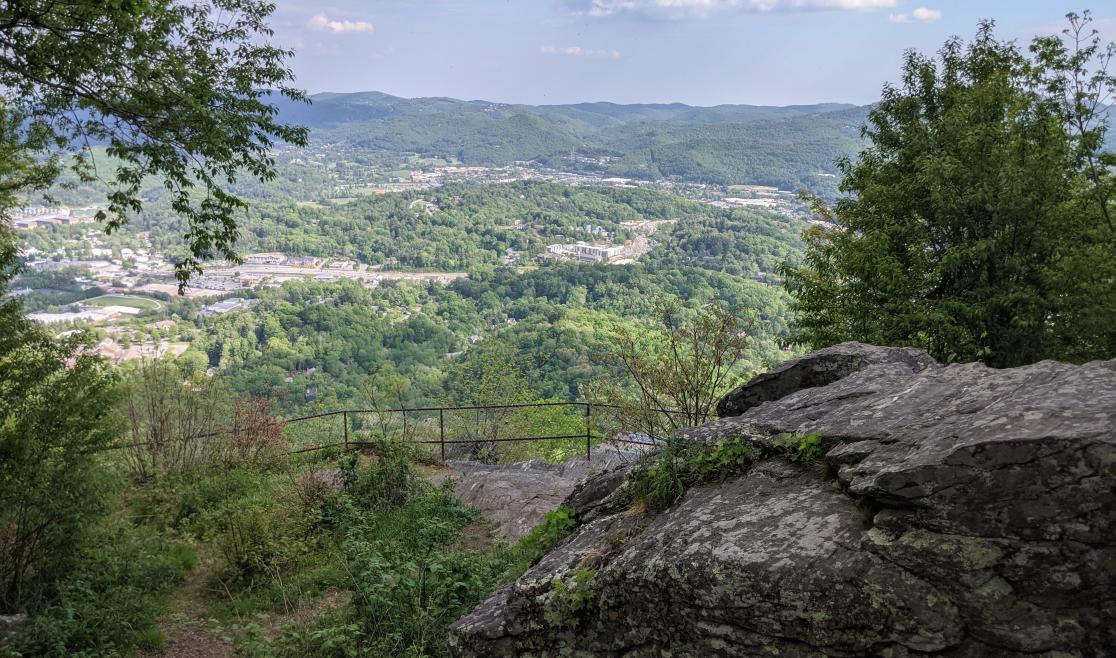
[782,14,1116,367]
[0,0,307,285]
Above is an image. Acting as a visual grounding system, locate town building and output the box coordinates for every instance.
[244,252,286,265]
[198,297,252,317]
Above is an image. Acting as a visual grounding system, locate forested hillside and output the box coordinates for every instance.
[274,92,867,194]
[196,262,793,415]
[226,182,800,274]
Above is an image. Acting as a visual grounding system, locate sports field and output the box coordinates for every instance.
[83,294,164,311]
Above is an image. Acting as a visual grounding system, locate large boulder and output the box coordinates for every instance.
[450,350,1116,656]
[716,341,938,417]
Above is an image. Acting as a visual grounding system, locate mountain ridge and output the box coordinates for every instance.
[274,91,871,194]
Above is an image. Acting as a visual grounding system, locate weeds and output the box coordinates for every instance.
[777,433,824,464]
[224,440,511,658]
[507,507,577,575]
[632,436,762,511]
[543,568,598,628]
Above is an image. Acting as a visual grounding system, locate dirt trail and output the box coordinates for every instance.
[141,551,232,658]
[142,545,354,658]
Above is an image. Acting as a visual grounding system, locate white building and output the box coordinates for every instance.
[244,252,286,265]
[198,297,252,318]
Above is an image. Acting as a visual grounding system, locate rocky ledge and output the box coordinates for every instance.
[450,342,1116,657]
[437,445,640,541]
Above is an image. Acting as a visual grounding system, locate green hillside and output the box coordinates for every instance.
[275,92,868,194]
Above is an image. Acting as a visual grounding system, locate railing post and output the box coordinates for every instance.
[439,408,446,462]
[585,402,592,462]
[343,411,349,451]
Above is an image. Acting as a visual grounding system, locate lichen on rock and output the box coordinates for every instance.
[450,343,1116,657]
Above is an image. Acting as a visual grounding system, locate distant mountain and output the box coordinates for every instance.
[275,91,872,194]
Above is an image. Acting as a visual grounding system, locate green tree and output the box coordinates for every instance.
[781,16,1116,367]
[1,0,307,285]
[0,227,120,613]
[590,299,753,437]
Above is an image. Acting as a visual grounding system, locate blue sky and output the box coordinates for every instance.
[270,1,1116,106]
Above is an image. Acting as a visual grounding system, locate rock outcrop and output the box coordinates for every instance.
[440,444,642,541]
[451,343,1116,657]
[716,341,938,418]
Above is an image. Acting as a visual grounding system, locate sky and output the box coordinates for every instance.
[270,1,1116,107]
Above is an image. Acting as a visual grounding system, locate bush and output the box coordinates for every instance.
[118,358,228,480]
[212,497,289,582]
[172,467,274,534]
[339,440,417,510]
[232,450,507,658]
[213,397,287,469]
[3,521,194,658]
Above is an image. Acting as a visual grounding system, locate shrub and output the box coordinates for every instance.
[0,321,120,614]
[232,475,502,658]
[213,396,286,469]
[340,440,417,510]
[118,358,228,480]
[212,497,288,582]
[170,467,273,535]
[291,468,345,527]
[3,521,194,657]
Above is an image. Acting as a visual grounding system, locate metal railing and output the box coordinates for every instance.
[103,401,688,462]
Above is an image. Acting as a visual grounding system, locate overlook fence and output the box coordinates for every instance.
[104,401,688,463]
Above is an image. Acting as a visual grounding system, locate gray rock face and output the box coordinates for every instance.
[442,444,642,541]
[716,341,938,418]
[451,349,1116,657]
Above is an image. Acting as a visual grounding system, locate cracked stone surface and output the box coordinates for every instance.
[450,344,1116,656]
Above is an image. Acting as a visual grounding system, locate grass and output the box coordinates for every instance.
[83,294,164,311]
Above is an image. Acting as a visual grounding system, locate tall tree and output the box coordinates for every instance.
[0,224,120,613]
[0,0,304,614]
[0,0,307,285]
[782,15,1116,367]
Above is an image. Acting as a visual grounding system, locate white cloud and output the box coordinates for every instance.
[576,0,898,19]
[541,46,622,58]
[307,14,374,34]
[889,7,942,23]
